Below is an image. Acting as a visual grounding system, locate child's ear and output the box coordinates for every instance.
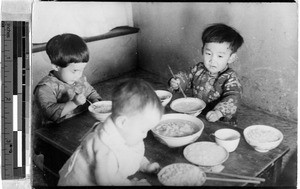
[51,64,60,71]
[114,115,127,129]
[228,53,237,64]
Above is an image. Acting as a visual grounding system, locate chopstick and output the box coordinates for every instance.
[206,177,261,184]
[205,172,265,182]
[167,65,187,98]
[86,99,93,105]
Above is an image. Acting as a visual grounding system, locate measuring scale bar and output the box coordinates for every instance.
[1,21,29,179]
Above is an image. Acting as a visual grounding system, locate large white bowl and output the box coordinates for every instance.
[155,90,173,107]
[170,97,206,116]
[151,113,204,148]
[243,125,283,153]
[88,101,112,122]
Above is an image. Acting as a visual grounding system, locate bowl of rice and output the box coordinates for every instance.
[170,97,206,116]
[88,101,112,122]
[243,125,283,153]
[158,163,206,186]
[155,90,173,107]
[151,113,204,148]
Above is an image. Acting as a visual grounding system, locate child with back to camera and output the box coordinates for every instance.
[34,33,102,124]
[169,23,244,125]
[58,78,164,186]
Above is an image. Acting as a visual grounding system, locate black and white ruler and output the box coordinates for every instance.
[1,21,29,180]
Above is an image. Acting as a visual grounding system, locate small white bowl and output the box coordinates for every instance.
[213,129,241,152]
[88,101,112,122]
[243,125,283,153]
[155,90,173,107]
[152,113,204,148]
[170,97,206,116]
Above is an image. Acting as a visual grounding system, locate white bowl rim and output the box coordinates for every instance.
[88,100,112,113]
[157,163,204,186]
[243,125,283,144]
[170,97,206,113]
[183,141,229,167]
[151,113,204,139]
[214,128,241,140]
[155,90,172,98]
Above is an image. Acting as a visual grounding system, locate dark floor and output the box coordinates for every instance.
[32,68,298,187]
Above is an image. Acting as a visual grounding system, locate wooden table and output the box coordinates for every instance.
[34,90,289,187]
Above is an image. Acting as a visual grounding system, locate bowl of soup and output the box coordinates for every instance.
[170,97,206,116]
[155,90,173,107]
[88,101,112,122]
[152,113,204,148]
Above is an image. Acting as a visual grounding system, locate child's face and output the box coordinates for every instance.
[117,104,161,146]
[203,42,236,74]
[54,63,87,85]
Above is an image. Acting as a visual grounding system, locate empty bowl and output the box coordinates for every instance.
[88,101,112,122]
[243,125,283,153]
[151,113,204,148]
[155,90,173,107]
[170,97,206,116]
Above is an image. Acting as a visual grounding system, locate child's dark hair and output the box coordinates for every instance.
[202,23,244,53]
[46,33,89,68]
[111,78,164,120]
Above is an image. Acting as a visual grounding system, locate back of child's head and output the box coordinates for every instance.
[202,23,244,53]
[46,33,89,68]
[111,78,164,120]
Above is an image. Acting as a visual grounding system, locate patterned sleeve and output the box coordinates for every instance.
[34,85,66,122]
[83,77,102,102]
[214,72,242,119]
[173,63,201,91]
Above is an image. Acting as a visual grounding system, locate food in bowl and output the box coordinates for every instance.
[151,113,204,148]
[153,119,198,137]
[93,104,112,113]
[183,142,229,166]
[243,125,283,152]
[170,97,206,116]
[88,101,112,122]
[155,90,172,107]
[246,127,281,143]
[158,163,206,186]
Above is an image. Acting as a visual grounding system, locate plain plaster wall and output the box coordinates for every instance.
[132,3,297,121]
[32,2,137,90]
[32,36,137,89]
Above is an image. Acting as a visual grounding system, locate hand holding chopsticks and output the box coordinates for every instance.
[167,65,187,98]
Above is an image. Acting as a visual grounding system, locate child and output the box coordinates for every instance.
[34,33,101,124]
[169,23,244,125]
[58,78,164,186]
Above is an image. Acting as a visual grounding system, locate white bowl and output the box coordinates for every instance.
[243,125,283,153]
[158,163,206,186]
[88,101,112,122]
[183,142,229,167]
[170,97,206,116]
[155,90,173,107]
[151,113,204,148]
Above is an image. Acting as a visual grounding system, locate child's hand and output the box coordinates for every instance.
[72,93,86,106]
[131,178,151,186]
[144,162,160,173]
[206,110,223,122]
[170,78,180,90]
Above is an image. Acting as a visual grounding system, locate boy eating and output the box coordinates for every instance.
[34,33,101,124]
[58,78,164,186]
[169,23,244,125]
